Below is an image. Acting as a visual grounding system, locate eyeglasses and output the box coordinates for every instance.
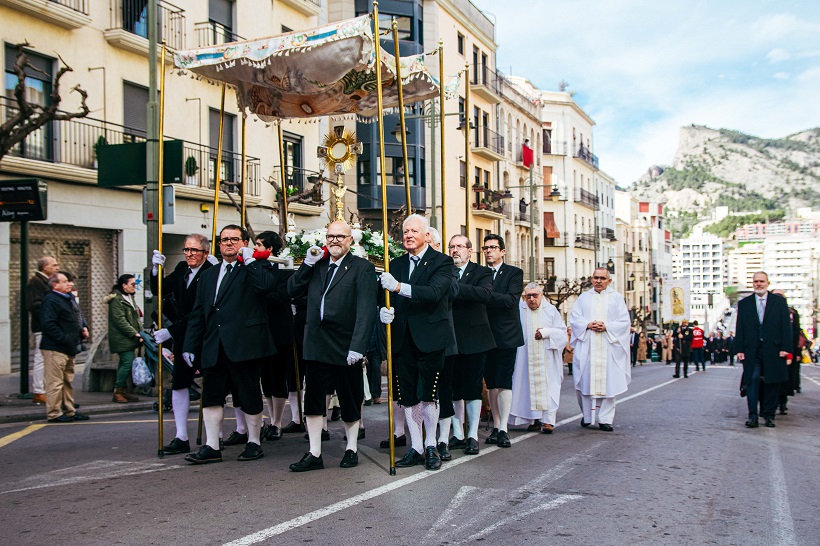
[523,293,541,299]
[481,245,500,251]
[592,276,609,280]
[219,237,242,245]
[326,234,349,242]
[448,244,469,250]
[182,248,205,254]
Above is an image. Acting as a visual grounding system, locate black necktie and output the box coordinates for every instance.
[491,267,498,280]
[410,256,420,280]
[184,268,193,286]
[215,264,232,301]
[323,263,337,293]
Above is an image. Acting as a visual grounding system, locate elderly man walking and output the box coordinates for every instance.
[569,268,630,431]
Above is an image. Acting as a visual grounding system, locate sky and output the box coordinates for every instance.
[472,0,820,185]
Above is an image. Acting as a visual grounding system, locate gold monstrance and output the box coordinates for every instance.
[317,126,363,222]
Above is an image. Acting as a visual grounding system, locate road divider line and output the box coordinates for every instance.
[0,424,46,449]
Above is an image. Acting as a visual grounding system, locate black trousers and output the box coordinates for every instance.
[675,352,689,377]
[393,326,444,406]
[747,355,779,420]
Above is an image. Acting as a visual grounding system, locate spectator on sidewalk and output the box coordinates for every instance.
[26,256,60,404]
[105,274,143,403]
[40,272,90,423]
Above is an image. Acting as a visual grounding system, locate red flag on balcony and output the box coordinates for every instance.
[522,144,534,169]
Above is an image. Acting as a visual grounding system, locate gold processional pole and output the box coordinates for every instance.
[278,123,304,426]
[463,62,471,251]
[156,41,167,458]
[240,115,247,230]
[373,2,396,476]
[198,82,226,446]
[438,40,446,244]
[392,19,411,216]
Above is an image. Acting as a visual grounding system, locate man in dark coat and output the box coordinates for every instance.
[182,225,278,464]
[287,221,376,471]
[481,233,524,449]
[735,272,792,428]
[379,214,455,471]
[27,256,60,404]
[673,320,693,378]
[150,234,215,455]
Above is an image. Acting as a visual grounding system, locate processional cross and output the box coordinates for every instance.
[317,126,363,222]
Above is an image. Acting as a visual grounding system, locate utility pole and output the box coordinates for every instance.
[145,0,159,327]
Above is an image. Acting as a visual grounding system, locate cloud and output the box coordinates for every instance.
[766,48,791,62]
[773,72,790,79]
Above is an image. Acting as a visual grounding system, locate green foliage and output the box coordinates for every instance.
[184,155,198,176]
[791,186,820,205]
[667,210,699,239]
[703,210,785,238]
[718,128,812,153]
[714,192,779,212]
[659,163,725,191]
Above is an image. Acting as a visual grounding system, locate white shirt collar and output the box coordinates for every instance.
[329,252,347,267]
[410,245,429,261]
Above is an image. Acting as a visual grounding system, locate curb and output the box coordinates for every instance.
[0,401,202,425]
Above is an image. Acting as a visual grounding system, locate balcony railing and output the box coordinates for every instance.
[194,21,245,47]
[181,142,260,197]
[574,144,599,169]
[473,125,504,156]
[543,140,567,155]
[110,0,186,51]
[625,251,633,263]
[471,65,503,99]
[544,231,569,248]
[600,227,616,240]
[42,0,89,13]
[272,166,323,206]
[575,233,599,250]
[575,188,600,210]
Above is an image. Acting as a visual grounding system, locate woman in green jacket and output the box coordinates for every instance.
[105,274,143,403]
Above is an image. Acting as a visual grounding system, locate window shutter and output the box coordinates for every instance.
[123,82,149,136]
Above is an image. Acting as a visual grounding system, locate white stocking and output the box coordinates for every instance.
[171,389,190,441]
[203,406,223,451]
[438,418,451,444]
[344,420,360,452]
[451,400,465,440]
[489,388,500,428]
[270,397,287,428]
[421,402,440,448]
[234,407,247,434]
[393,401,405,437]
[246,413,262,444]
[466,399,482,440]
[404,405,424,453]
[498,389,512,432]
[288,392,300,423]
[306,415,324,457]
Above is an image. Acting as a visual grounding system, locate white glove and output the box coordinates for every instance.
[291,304,297,316]
[239,247,255,264]
[206,255,219,265]
[380,272,399,292]
[347,351,363,365]
[151,250,166,276]
[304,246,323,266]
[153,328,172,344]
[183,353,195,368]
[379,307,395,324]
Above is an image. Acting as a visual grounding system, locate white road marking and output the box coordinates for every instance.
[1,460,182,494]
[801,373,820,388]
[766,437,798,546]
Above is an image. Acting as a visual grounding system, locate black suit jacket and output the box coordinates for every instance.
[452,262,496,354]
[151,260,214,357]
[485,262,524,349]
[265,264,295,348]
[288,253,376,366]
[183,259,277,367]
[735,291,791,386]
[388,247,455,354]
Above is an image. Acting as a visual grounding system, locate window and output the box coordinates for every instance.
[123,81,149,139]
[283,132,303,193]
[459,160,466,188]
[209,0,234,44]
[376,13,412,41]
[4,45,53,160]
[472,46,479,84]
[457,32,464,55]
[209,108,235,188]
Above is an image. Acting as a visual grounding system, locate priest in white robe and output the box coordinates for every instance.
[569,267,631,431]
[510,283,568,433]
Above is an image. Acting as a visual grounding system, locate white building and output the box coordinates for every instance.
[763,235,820,336]
[727,243,764,290]
[677,228,726,331]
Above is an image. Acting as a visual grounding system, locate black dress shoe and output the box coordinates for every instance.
[395,448,425,467]
[380,434,406,449]
[185,445,222,464]
[599,423,614,432]
[486,428,499,444]
[425,445,442,470]
[48,414,73,423]
[330,407,342,421]
[223,431,248,446]
[340,449,359,468]
[672,374,680,378]
[765,418,776,428]
[289,452,324,472]
[264,425,282,441]
[343,429,366,441]
[527,420,542,432]
[448,436,467,449]
[163,437,191,455]
[497,430,511,447]
[745,419,759,428]
[437,442,451,461]
[464,438,479,455]
[281,420,305,433]
[71,412,89,421]
[580,419,590,428]
[779,405,788,415]
[238,442,264,461]
[364,399,372,406]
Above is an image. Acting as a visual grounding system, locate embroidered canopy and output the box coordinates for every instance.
[173,14,442,121]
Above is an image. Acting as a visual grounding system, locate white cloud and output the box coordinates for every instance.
[766,48,791,62]
[773,71,790,79]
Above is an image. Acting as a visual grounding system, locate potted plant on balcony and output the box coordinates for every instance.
[479,199,488,210]
[184,155,199,186]
[93,135,108,169]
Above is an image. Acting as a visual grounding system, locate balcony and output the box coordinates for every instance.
[0,0,91,28]
[105,0,186,56]
[271,166,323,210]
[600,227,616,240]
[575,233,599,251]
[470,65,502,103]
[624,250,633,263]
[575,188,600,210]
[544,231,569,248]
[472,125,504,161]
[543,140,568,156]
[194,21,245,47]
[180,142,261,197]
[573,144,599,169]
[279,0,321,17]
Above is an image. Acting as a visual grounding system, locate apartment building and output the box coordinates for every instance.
[675,228,726,331]
[638,200,672,326]
[763,235,819,336]
[727,242,764,290]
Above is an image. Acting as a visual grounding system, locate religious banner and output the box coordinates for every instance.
[662,277,691,323]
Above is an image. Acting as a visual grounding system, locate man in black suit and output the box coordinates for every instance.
[150,234,216,455]
[379,214,455,471]
[629,327,639,367]
[735,271,792,428]
[446,234,495,456]
[673,320,693,378]
[481,234,524,449]
[182,225,278,464]
[287,220,376,472]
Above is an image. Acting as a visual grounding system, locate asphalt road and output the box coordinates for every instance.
[1,361,818,546]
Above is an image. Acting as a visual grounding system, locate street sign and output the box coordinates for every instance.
[142,185,175,225]
[0,178,47,221]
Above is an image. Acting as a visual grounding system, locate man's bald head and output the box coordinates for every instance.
[326,220,353,259]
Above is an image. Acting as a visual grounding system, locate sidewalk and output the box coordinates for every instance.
[0,365,161,424]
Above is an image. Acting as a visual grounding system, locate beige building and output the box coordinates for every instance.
[727,243,764,290]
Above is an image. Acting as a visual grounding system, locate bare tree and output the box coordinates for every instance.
[546,277,592,310]
[0,42,89,161]
[266,174,325,236]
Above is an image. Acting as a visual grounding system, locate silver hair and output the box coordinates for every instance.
[47,273,65,288]
[403,213,429,232]
[523,282,542,294]
[427,226,441,245]
[185,233,210,252]
[448,234,472,249]
[36,256,55,272]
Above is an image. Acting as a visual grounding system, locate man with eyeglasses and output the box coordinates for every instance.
[445,234,495,456]
[569,267,631,432]
[378,214,455,471]
[182,225,278,464]
[287,220,376,472]
[480,234,524,448]
[150,233,216,455]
